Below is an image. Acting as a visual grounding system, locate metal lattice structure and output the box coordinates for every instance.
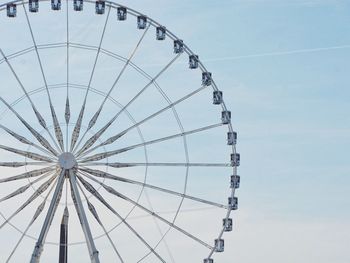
[0,0,240,262]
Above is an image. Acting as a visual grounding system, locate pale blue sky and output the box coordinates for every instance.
[130,0,350,262]
[0,0,349,262]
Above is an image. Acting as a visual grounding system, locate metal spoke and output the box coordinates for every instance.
[65,0,71,151]
[68,170,100,263]
[6,176,58,263]
[76,173,166,262]
[79,168,228,209]
[0,123,56,158]
[79,123,223,159]
[0,161,51,167]
[23,5,65,152]
[82,172,214,250]
[127,206,217,221]
[74,24,151,158]
[30,169,66,263]
[78,84,208,155]
[70,6,112,152]
[77,181,124,263]
[0,174,57,230]
[0,48,61,154]
[74,53,182,157]
[83,160,230,167]
[0,96,59,156]
[0,166,55,184]
[0,49,45,129]
[65,97,70,145]
[0,144,55,163]
[0,172,53,202]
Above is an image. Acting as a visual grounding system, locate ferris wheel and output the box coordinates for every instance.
[0,0,240,262]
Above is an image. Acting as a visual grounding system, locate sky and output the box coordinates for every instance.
[122,1,350,262]
[0,0,349,262]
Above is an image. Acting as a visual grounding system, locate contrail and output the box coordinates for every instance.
[63,44,350,71]
[204,44,350,62]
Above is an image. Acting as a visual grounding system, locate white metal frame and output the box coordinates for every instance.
[0,1,239,261]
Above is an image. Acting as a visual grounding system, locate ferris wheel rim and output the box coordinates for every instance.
[0,0,239,261]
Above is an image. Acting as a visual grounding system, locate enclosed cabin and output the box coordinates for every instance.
[227,131,237,145]
[29,0,39,12]
[74,0,83,11]
[174,39,184,54]
[203,259,214,263]
[7,3,17,17]
[231,153,240,166]
[156,26,166,40]
[137,15,147,29]
[215,239,225,252]
[189,54,199,69]
[223,218,233,232]
[95,0,105,14]
[231,175,240,189]
[202,72,212,86]
[117,7,127,21]
[221,110,231,124]
[51,0,61,10]
[228,196,238,210]
[213,90,223,105]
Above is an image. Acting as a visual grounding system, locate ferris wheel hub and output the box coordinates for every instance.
[58,152,77,169]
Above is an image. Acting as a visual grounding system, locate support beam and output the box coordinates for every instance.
[69,170,100,263]
[58,207,69,263]
[30,169,66,263]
